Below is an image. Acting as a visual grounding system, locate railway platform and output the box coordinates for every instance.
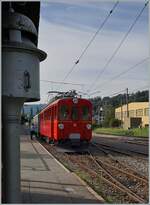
[21,134,104,203]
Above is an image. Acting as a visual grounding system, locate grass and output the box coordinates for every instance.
[76,170,122,203]
[93,127,149,137]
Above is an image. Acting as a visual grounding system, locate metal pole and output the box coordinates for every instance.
[126,88,129,118]
[2,3,47,202]
[2,97,24,203]
[121,97,123,128]
[97,106,100,125]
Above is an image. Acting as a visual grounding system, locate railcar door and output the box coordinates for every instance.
[58,104,70,140]
[69,105,81,140]
[80,104,92,141]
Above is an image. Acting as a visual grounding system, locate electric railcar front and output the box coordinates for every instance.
[57,98,92,143]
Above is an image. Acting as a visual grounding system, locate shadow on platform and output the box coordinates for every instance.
[21,191,101,203]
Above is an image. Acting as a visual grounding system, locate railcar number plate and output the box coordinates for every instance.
[69,133,80,140]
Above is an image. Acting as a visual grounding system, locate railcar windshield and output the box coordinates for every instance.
[59,105,69,120]
[71,106,78,120]
[81,106,90,120]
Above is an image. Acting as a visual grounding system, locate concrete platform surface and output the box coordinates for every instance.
[21,135,104,203]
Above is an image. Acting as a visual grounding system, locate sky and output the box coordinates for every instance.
[30,0,149,104]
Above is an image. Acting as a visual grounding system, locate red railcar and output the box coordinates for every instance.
[34,96,92,143]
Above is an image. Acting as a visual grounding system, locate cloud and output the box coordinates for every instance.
[40,0,148,34]
[31,1,149,104]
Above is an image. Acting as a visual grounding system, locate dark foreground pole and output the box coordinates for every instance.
[2,98,24,202]
[2,2,47,203]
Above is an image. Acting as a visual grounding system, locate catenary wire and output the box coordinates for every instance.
[40,79,86,86]
[88,0,149,92]
[62,1,119,82]
[129,85,149,93]
[100,85,148,98]
[101,89,126,98]
[90,57,149,93]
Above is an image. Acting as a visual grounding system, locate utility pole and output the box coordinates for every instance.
[97,105,100,125]
[120,97,123,128]
[126,88,129,118]
[2,2,47,203]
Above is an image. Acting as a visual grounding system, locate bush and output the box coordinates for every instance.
[92,123,102,129]
[109,118,122,128]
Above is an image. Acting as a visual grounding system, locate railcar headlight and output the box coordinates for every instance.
[86,124,91,130]
[58,123,64,130]
[73,98,78,104]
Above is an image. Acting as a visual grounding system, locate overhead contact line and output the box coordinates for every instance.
[88,1,149,91]
[40,79,86,86]
[92,57,149,92]
[62,1,119,82]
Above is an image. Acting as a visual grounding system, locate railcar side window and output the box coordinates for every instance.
[59,105,69,120]
[82,106,90,120]
[71,106,78,120]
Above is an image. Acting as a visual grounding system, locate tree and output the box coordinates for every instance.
[36,106,40,114]
[30,107,33,119]
[109,118,122,127]
[102,104,115,127]
[90,89,148,128]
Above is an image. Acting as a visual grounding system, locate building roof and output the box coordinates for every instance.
[115,102,149,111]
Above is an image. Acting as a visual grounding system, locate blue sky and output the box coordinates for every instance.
[31,0,149,104]
[41,1,148,33]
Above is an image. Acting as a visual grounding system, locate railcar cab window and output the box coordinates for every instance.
[59,105,69,120]
[82,106,90,120]
[71,106,78,120]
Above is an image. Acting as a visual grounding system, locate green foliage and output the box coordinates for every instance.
[102,104,115,127]
[132,127,149,137]
[92,123,102,129]
[109,118,122,127]
[93,127,148,137]
[36,106,40,114]
[124,130,134,136]
[30,107,33,118]
[129,90,149,103]
[90,90,148,118]
[90,96,102,114]
[21,114,29,124]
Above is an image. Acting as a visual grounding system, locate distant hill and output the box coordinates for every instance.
[22,104,46,116]
[90,90,149,116]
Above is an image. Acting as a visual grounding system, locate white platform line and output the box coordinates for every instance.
[37,141,70,173]
[72,173,105,202]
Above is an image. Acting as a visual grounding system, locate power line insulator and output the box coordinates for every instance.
[75,59,79,64]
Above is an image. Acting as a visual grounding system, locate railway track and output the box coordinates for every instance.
[87,151,148,203]
[125,140,148,146]
[92,141,148,157]
[66,152,148,203]
[91,142,148,179]
[38,139,148,203]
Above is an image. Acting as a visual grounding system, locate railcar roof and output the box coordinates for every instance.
[38,97,91,115]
